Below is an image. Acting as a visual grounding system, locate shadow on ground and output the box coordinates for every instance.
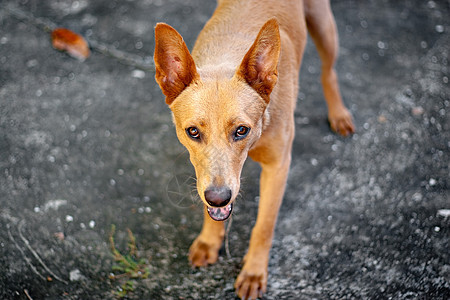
[0,0,449,299]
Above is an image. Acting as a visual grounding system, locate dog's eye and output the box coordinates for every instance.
[186,127,200,139]
[234,126,250,140]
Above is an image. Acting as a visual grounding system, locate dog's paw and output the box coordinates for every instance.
[234,262,267,300]
[328,106,355,137]
[188,237,221,267]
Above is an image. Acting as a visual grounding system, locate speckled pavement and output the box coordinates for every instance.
[0,1,449,299]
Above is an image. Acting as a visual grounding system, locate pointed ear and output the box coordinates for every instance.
[154,23,200,105]
[236,18,281,104]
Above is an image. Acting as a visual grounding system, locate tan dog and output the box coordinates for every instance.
[154,0,354,298]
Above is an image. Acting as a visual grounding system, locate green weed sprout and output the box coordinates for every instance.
[109,224,150,297]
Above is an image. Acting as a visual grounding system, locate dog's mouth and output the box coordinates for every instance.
[206,203,233,221]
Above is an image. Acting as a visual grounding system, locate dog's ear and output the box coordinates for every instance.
[154,23,199,105]
[236,18,281,104]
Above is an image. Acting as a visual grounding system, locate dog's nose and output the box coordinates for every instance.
[204,186,232,207]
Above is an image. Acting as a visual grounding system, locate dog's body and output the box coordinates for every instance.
[154,0,354,298]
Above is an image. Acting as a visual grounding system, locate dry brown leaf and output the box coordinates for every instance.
[51,28,90,61]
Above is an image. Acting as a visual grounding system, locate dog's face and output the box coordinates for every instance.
[170,77,266,220]
[154,20,280,221]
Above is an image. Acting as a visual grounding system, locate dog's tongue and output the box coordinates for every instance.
[207,203,233,221]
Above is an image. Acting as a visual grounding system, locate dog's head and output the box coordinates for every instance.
[154,19,280,221]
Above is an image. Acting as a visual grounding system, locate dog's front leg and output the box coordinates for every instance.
[235,158,291,299]
[189,206,225,267]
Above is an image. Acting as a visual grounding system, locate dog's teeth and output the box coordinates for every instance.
[207,203,233,221]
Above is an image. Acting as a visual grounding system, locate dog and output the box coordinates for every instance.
[154,0,354,298]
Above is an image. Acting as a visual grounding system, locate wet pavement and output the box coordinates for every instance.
[0,0,449,299]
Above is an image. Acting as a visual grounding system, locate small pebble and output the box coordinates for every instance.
[427,1,436,9]
[26,59,38,68]
[89,220,95,228]
[132,69,145,79]
[70,269,84,281]
[437,209,450,218]
[54,232,65,241]
[412,193,422,201]
[377,41,386,49]
[435,25,444,33]
[412,106,424,116]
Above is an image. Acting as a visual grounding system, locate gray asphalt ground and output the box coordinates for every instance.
[1,0,449,299]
